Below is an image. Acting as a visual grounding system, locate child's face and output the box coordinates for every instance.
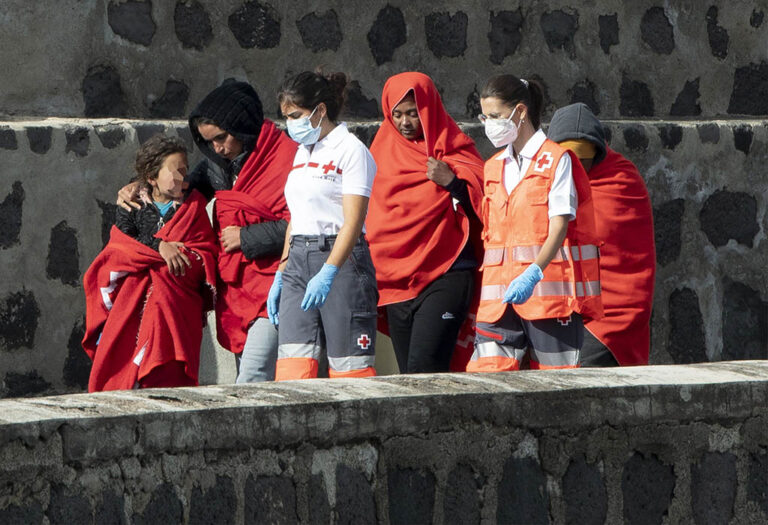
[150,152,188,202]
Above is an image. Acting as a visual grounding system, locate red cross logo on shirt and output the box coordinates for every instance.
[557,316,572,326]
[533,152,554,172]
[357,334,371,350]
[322,161,337,174]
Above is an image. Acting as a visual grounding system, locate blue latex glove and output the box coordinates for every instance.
[267,271,283,325]
[301,263,339,310]
[503,263,544,304]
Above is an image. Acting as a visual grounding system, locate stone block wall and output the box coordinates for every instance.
[1,117,767,396]
[1,0,767,395]
[1,1,767,120]
[0,362,767,523]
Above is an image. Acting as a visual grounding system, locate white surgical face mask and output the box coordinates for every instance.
[483,108,520,148]
[286,106,323,145]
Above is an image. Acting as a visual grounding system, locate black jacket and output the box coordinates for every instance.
[187,81,287,259]
[116,199,180,251]
[547,102,608,167]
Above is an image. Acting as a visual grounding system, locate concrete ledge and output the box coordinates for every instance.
[1,362,767,523]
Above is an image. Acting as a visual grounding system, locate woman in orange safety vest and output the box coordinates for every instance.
[466,75,603,372]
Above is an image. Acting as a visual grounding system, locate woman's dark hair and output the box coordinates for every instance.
[278,70,348,122]
[481,75,545,130]
[189,116,218,129]
[134,135,187,187]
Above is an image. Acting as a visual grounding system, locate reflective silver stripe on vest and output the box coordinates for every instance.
[483,244,599,265]
[278,343,322,360]
[480,284,506,301]
[328,355,375,372]
[536,349,579,367]
[480,280,601,300]
[472,341,521,360]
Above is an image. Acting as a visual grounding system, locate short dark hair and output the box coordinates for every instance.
[134,135,187,186]
[481,75,545,130]
[278,70,348,122]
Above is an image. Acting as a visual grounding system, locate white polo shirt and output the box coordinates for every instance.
[284,123,376,236]
[499,129,577,220]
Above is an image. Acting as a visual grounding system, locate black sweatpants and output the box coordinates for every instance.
[386,270,474,373]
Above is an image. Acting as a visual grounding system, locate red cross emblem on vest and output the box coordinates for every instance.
[322,161,337,174]
[534,152,554,172]
[557,316,571,326]
[357,334,371,350]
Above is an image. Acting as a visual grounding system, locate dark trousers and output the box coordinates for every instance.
[386,270,474,373]
[579,329,620,367]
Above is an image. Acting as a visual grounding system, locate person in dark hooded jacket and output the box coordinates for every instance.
[117,81,297,382]
[547,103,656,367]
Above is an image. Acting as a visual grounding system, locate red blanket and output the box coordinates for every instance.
[367,72,484,371]
[585,148,656,365]
[213,119,296,353]
[368,72,485,306]
[82,191,218,391]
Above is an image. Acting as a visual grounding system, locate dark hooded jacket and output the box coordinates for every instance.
[546,103,607,166]
[187,81,287,259]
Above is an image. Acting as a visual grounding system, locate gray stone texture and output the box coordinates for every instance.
[621,452,675,525]
[244,475,298,524]
[691,452,737,525]
[0,2,765,120]
[699,190,759,248]
[228,1,281,49]
[189,476,236,525]
[0,290,40,352]
[540,9,579,57]
[0,363,766,523]
[496,456,549,524]
[598,13,619,54]
[488,10,524,65]
[562,456,607,525]
[0,128,18,150]
[387,468,435,525]
[174,0,213,51]
[46,221,80,286]
[667,288,707,364]
[0,181,24,249]
[62,317,90,389]
[425,11,468,58]
[336,464,376,524]
[443,464,482,525]
[367,6,406,65]
[149,80,190,119]
[705,6,729,60]
[296,10,342,53]
[640,7,675,55]
[721,278,768,360]
[670,79,702,116]
[107,0,156,46]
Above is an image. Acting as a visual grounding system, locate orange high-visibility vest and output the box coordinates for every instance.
[477,139,603,324]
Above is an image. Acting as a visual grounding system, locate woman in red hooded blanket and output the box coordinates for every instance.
[118,82,297,383]
[84,136,218,391]
[367,72,485,373]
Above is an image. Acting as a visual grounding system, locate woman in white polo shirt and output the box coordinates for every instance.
[268,70,379,380]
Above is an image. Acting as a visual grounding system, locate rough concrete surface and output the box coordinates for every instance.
[0,362,767,523]
[1,2,768,120]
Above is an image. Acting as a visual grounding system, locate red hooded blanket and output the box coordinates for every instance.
[586,148,656,365]
[367,72,485,371]
[82,191,218,392]
[214,119,296,353]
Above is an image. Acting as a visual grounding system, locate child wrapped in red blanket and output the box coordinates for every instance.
[83,136,218,392]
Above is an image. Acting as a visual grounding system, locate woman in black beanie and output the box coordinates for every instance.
[117,80,297,383]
